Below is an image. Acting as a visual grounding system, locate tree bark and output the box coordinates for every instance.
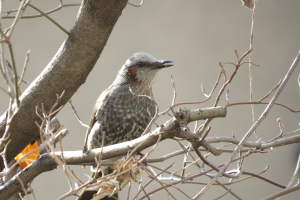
[0,0,128,170]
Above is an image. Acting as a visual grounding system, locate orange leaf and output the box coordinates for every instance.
[15,142,40,169]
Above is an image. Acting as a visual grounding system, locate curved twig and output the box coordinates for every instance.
[227,101,300,113]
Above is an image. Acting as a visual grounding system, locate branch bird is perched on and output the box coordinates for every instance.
[84,52,173,153]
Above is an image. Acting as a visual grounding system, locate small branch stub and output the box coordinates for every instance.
[176,106,226,126]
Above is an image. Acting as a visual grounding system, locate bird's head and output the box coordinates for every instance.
[115,52,173,87]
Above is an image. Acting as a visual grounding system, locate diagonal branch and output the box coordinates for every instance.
[0,0,129,171]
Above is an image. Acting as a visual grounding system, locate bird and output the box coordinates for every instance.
[85,52,173,149]
[78,52,172,200]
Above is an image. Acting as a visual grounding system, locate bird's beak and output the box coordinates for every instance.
[152,60,173,70]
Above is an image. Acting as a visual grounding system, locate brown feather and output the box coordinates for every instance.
[125,65,139,83]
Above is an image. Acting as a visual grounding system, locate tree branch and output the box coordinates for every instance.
[3,105,300,199]
[0,0,129,171]
[0,106,226,199]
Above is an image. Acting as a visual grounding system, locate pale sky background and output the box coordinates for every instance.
[1,0,300,199]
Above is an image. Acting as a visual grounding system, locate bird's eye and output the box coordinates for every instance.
[137,62,144,67]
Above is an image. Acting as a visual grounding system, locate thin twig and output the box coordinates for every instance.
[133,162,171,200]
[249,0,257,137]
[140,163,177,200]
[214,50,252,107]
[192,143,241,179]
[7,37,20,107]
[68,100,89,128]
[127,181,131,200]
[193,50,300,199]
[215,180,242,200]
[242,171,285,189]
[184,165,280,188]
[0,86,9,95]
[147,164,185,180]
[139,152,253,200]
[18,50,30,87]
[193,50,251,139]
[227,101,300,113]
[159,69,223,116]
[258,80,281,102]
[27,4,70,35]
[93,130,106,179]
[59,134,74,191]
[214,188,231,200]
[263,184,300,200]
[16,176,31,200]
[171,75,176,105]
[4,145,43,176]
[286,153,300,190]
[219,62,227,83]
[3,3,81,19]
[6,0,27,37]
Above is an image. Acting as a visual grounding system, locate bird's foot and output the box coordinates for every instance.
[137,152,148,166]
[83,147,90,153]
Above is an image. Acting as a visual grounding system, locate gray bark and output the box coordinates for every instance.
[0,0,128,170]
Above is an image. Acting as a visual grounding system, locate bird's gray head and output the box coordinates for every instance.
[114,52,173,87]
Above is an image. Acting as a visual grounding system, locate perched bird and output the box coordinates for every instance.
[78,52,172,200]
[85,52,173,149]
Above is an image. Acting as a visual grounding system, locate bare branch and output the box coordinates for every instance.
[2,114,300,199]
[263,184,300,200]
[27,4,69,35]
[170,75,176,105]
[3,3,80,19]
[258,80,281,102]
[139,152,253,200]
[194,49,300,199]
[68,100,89,129]
[18,50,30,87]
[214,50,251,107]
[228,101,300,113]
[134,163,174,199]
[159,69,223,116]
[242,171,286,189]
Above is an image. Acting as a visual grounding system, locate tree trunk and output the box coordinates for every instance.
[0,0,128,171]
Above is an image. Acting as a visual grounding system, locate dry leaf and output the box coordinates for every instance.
[92,157,142,200]
[15,142,40,169]
[241,0,254,9]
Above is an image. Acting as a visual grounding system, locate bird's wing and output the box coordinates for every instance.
[87,84,155,148]
[88,97,102,129]
[88,85,113,128]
